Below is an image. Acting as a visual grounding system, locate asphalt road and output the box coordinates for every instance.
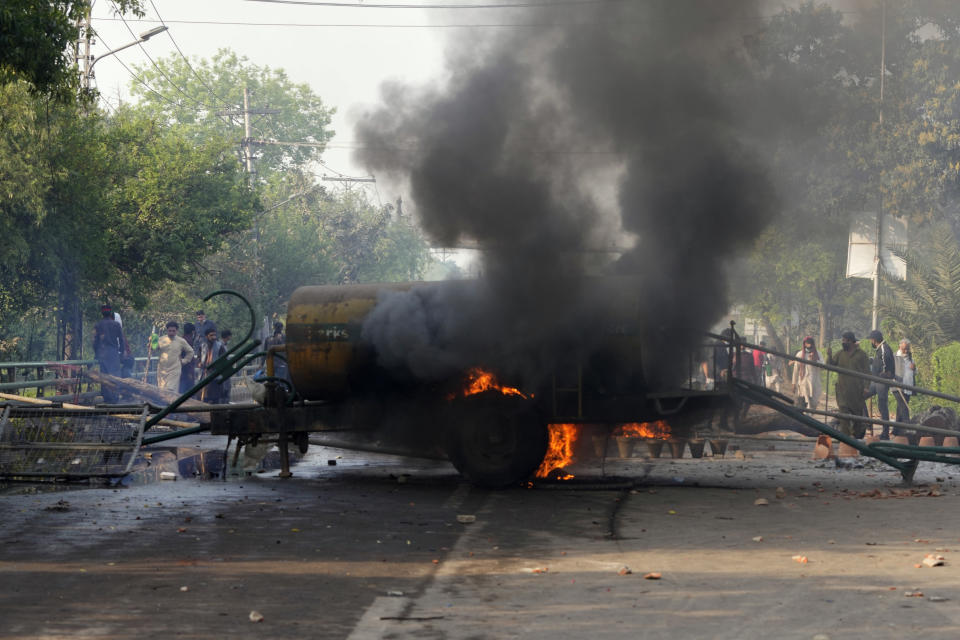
[3,437,960,639]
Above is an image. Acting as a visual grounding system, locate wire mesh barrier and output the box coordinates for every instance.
[0,405,148,480]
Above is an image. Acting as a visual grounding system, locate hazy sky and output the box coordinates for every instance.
[89,0,450,180]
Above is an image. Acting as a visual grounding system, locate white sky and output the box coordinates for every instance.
[89,0,452,181]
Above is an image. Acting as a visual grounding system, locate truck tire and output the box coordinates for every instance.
[445,392,548,488]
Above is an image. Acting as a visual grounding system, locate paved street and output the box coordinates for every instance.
[3,437,960,639]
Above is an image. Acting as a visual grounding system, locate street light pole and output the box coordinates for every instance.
[82,25,169,90]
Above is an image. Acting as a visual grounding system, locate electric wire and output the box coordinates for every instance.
[91,7,872,30]
[246,0,623,8]
[148,0,237,109]
[110,0,220,112]
[93,33,184,108]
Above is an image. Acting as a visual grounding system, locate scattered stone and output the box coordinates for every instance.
[617,566,632,576]
[752,536,763,543]
[928,596,949,602]
[387,590,405,597]
[904,590,924,598]
[249,611,264,623]
[456,515,476,524]
[775,487,786,499]
[792,555,809,564]
[643,572,662,580]
[922,554,945,567]
[754,498,769,506]
[180,586,189,592]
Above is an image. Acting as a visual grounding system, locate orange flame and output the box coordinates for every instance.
[614,420,670,439]
[449,367,531,400]
[535,423,578,479]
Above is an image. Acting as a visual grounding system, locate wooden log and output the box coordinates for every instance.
[0,391,200,429]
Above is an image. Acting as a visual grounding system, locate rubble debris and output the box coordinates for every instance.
[45,500,71,512]
[922,554,946,567]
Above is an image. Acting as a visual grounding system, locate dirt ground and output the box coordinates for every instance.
[2,430,960,639]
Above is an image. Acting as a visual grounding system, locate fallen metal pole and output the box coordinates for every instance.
[733,379,918,482]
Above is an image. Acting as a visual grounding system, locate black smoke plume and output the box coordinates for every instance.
[356,1,778,390]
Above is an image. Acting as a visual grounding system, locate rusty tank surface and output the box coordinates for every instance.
[286,282,416,401]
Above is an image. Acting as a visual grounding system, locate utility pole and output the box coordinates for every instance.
[216,86,280,183]
[216,86,280,338]
[872,0,887,331]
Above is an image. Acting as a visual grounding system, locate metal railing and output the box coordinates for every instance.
[0,356,257,403]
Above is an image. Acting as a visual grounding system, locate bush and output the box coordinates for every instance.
[913,342,960,415]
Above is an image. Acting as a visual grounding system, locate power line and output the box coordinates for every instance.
[246,0,623,8]
[147,0,237,109]
[93,33,183,108]
[110,0,220,111]
[91,7,871,30]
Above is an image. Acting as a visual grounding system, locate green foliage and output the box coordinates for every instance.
[915,341,960,414]
[128,49,335,175]
[0,1,143,100]
[0,81,257,359]
[879,225,960,351]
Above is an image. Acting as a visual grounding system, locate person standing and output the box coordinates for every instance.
[792,336,823,410]
[179,322,197,394]
[865,329,896,439]
[155,321,195,393]
[893,338,917,432]
[220,329,233,402]
[92,304,127,403]
[197,324,227,403]
[827,331,870,439]
[264,321,288,381]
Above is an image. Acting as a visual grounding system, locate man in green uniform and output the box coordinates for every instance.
[827,331,870,438]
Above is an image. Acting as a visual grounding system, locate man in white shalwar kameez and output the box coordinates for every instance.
[156,321,195,393]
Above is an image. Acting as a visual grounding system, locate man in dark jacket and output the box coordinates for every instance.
[197,324,227,404]
[827,331,870,438]
[866,329,896,439]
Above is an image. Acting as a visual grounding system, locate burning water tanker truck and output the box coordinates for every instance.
[211,279,734,487]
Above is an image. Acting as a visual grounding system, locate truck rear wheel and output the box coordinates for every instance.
[445,393,548,488]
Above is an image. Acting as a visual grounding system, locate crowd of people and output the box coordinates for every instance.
[700,328,918,442]
[92,305,287,405]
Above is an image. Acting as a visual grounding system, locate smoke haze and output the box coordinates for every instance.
[356,1,781,389]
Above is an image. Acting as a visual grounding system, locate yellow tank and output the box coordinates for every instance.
[285,283,415,400]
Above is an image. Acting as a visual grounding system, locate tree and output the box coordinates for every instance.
[879,224,960,351]
[125,50,433,325]
[0,81,258,359]
[128,49,335,175]
[0,0,144,100]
